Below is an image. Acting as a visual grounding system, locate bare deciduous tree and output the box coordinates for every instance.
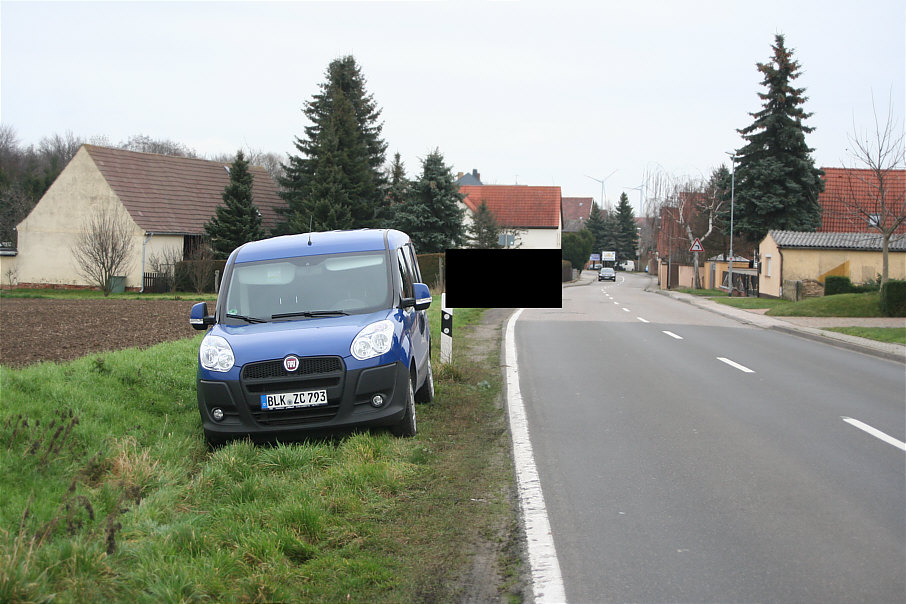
[185,241,216,294]
[647,167,728,289]
[210,147,286,184]
[71,206,135,296]
[834,97,906,287]
[146,246,183,292]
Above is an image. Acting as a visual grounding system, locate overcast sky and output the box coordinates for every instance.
[2,0,903,215]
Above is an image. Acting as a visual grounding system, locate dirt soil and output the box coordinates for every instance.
[0,299,201,368]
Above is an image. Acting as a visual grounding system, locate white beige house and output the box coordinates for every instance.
[9,145,285,291]
[458,184,561,248]
[759,230,906,298]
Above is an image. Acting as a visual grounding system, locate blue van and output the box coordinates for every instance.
[189,229,433,445]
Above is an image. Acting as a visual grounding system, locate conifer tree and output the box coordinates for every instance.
[614,192,639,264]
[584,202,608,255]
[468,200,501,248]
[387,149,466,252]
[205,150,263,259]
[386,152,409,204]
[734,34,824,241]
[278,56,387,233]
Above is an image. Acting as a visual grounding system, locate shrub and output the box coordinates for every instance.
[824,275,854,296]
[562,260,573,282]
[879,279,906,317]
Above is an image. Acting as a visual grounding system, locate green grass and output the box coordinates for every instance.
[823,326,906,345]
[710,291,891,317]
[674,287,728,297]
[0,288,217,301]
[0,297,518,602]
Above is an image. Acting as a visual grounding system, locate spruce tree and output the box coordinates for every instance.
[468,200,502,248]
[734,34,824,242]
[205,150,263,259]
[387,149,466,252]
[278,56,388,233]
[386,152,409,205]
[584,202,608,255]
[614,192,639,263]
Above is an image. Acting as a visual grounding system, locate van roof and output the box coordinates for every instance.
[232,229,409,264]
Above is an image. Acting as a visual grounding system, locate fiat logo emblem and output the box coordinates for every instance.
[283,355,299,372]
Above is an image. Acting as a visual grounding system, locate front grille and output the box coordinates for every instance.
[241,356,346,426]
[242,357,343,380]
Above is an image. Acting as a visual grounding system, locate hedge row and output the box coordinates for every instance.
[880,280,906,317]
[824,275,880,296]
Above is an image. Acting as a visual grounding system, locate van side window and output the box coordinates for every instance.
[405,244,422,283]
[397,248,414,299]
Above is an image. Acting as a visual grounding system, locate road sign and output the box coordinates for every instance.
[689,238,704,252]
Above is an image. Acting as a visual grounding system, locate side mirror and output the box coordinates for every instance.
[413,283,432,311]
[189,302,215,330]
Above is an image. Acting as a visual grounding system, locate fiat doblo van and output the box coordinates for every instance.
[189,229,433,445]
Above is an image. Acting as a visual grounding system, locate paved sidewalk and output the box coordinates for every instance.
[565,270,905,363]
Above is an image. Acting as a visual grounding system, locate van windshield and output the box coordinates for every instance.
[222,251,391,323]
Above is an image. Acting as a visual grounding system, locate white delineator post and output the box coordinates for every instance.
[440,293,453,364]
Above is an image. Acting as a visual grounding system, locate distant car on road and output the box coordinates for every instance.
[598,267,616,281]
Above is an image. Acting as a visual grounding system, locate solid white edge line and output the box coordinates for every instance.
[505,309,567,604]
[662,330,683,340]
[842,417,906,451]
[717,357,755,373]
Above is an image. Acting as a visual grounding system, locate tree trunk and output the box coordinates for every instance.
[881,233,890,287]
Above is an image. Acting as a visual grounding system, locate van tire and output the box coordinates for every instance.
[415,359,434,404]
[391,375,417,437]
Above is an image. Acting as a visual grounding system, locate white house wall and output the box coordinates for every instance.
[15,147,145,289]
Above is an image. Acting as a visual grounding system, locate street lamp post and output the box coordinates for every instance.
[726,153,736,296]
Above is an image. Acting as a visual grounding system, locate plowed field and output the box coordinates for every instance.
[1,299,201,368]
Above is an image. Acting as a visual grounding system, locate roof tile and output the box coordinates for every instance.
[460,185,560,228]
[818,167,906,234]
[85,145,286,234]
[769,229,906,251]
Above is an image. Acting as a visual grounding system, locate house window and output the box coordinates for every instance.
[765,255,772,277]
[868,214,881,228]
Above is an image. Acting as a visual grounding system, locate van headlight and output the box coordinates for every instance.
[200,335,235,372]
[351,320,395,360]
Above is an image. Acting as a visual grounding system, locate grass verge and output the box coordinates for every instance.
[0,299,520,602]
[712,291,889,317]
[823,326,906,345]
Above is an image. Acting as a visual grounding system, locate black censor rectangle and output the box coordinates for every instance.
[443,248,563,309]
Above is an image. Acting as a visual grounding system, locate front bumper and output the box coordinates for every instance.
[197,356,410,443]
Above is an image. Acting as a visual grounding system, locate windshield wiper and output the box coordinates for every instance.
[271,310,349,319]
[226,313,269,324]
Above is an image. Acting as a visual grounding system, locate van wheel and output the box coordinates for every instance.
[415,359,434,404]
[391,375,417,437]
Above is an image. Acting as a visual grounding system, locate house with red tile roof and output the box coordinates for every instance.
[817,167,906,234]
[459,185,561,248]
[10,145,285,290]
[561,197,594,233]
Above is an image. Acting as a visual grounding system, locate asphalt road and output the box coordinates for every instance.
[515,272,906,603]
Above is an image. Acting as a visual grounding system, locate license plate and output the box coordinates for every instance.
[260,389,328,410]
